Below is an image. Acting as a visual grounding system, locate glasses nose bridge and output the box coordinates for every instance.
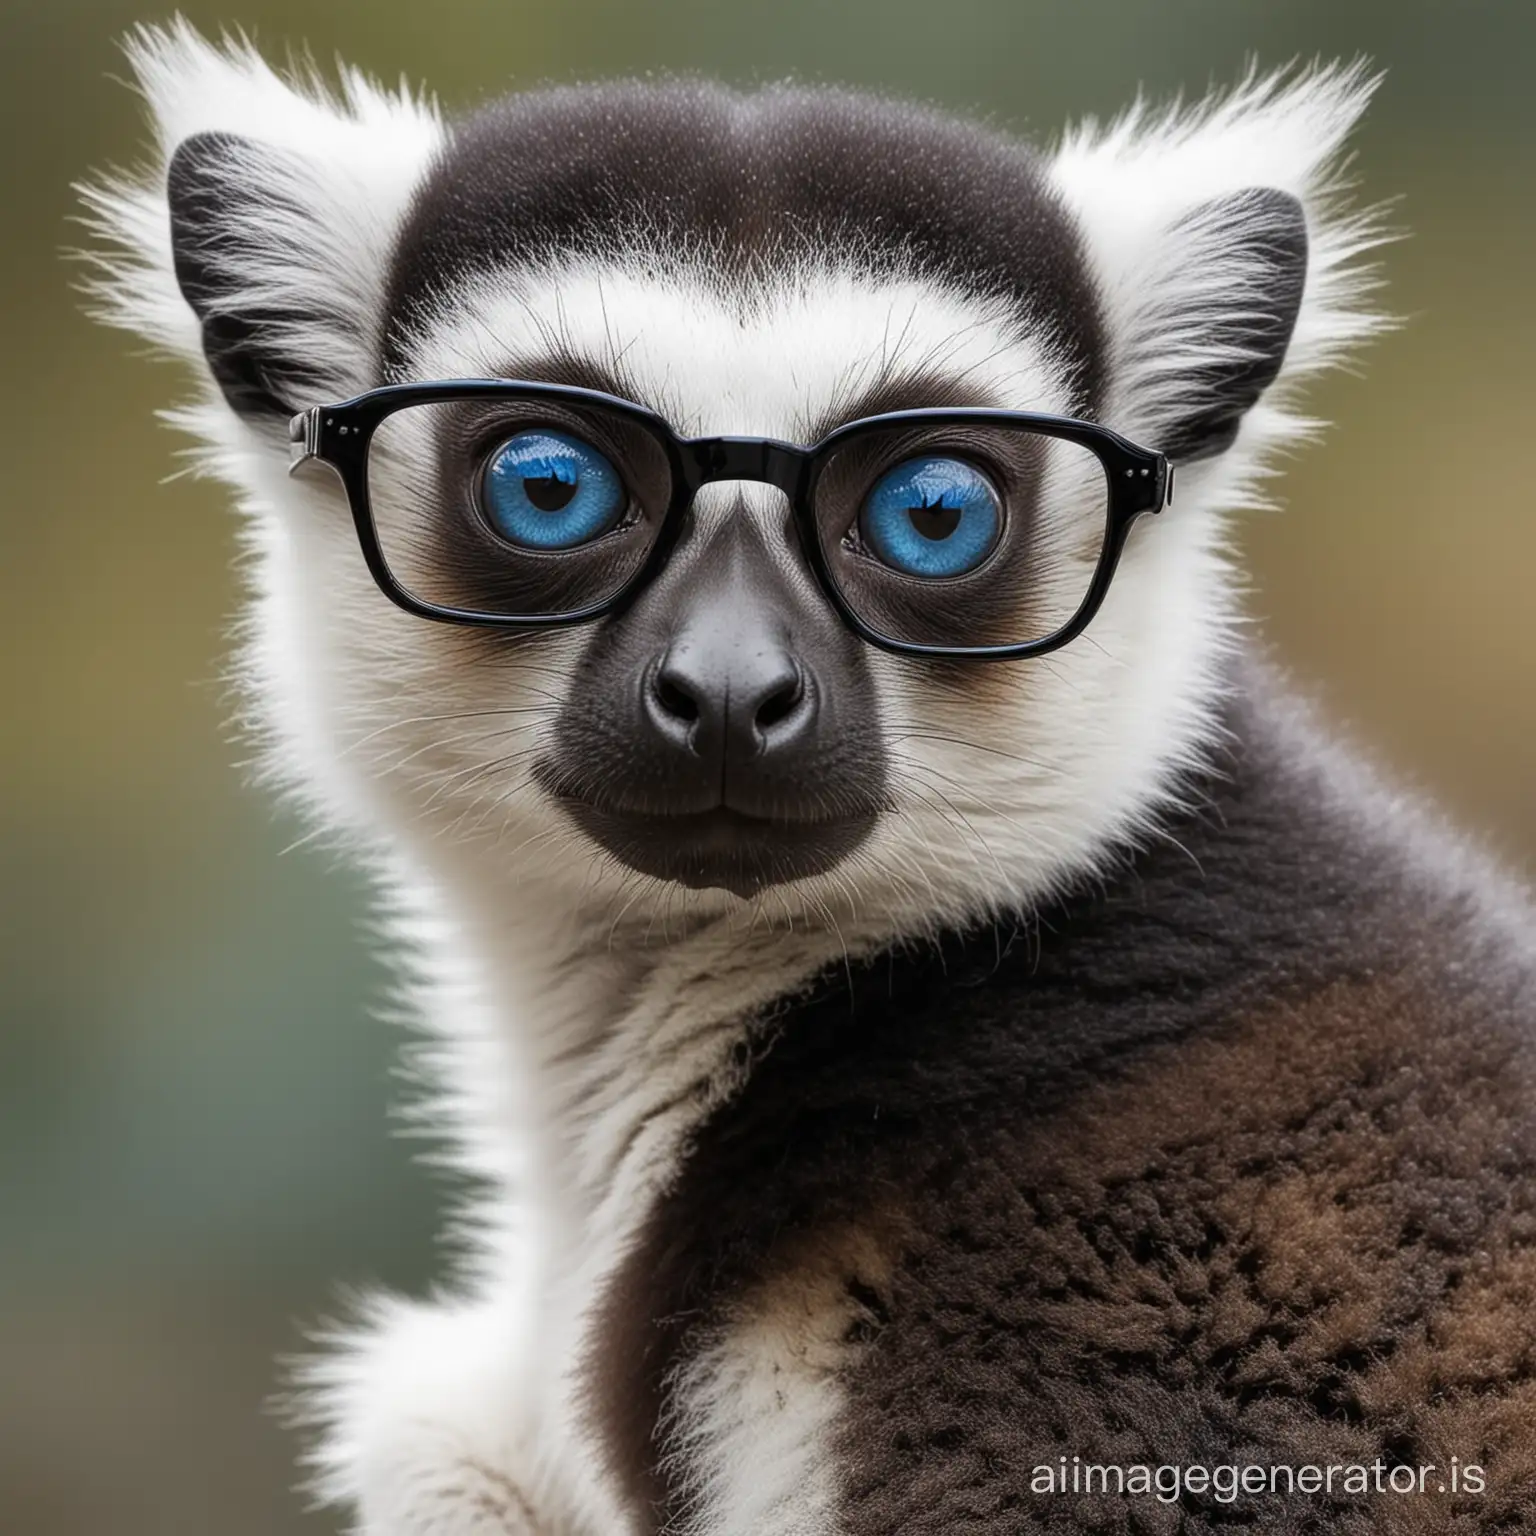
[683,435,807,499]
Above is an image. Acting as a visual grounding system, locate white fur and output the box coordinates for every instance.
[79,20,442,397]
[661,1301,851,1536]
[1052,62,1388,452]
[81,30,1385,1535]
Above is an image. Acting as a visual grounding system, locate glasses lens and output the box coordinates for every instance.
[811,422,1111,650]
[364,397,675,618]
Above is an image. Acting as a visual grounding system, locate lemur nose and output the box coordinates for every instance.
[647,637,814,763]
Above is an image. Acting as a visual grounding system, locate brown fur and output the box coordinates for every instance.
[586,670,1536,1533]
[836,971,1536,1530]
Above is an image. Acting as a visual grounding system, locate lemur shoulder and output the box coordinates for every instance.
[82,25,1536,1533]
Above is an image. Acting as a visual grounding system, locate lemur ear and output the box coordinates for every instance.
[79,24,443,427]
[1051,65,1385,471]
[1154,187,1309,463]
[166,131,324,418]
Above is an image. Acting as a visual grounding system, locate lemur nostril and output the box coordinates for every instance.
[654,672,701,724]
[754,669,805,732]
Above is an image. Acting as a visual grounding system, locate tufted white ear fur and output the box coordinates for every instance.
[1052,63,1389,479]
[76,21,443,414]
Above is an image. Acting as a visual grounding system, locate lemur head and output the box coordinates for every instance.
[83,26,1381,939]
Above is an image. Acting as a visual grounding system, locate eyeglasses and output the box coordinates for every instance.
[288,379,1172,661]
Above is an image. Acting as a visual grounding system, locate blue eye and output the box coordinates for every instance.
[479,429,626,549]
[858,455,1002,578]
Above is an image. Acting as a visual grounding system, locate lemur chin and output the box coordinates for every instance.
[82,25,1536,1534]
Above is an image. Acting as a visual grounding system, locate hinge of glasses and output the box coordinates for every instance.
[287,408,321,475]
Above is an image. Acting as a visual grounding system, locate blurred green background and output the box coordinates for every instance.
[2,1,1532,1531]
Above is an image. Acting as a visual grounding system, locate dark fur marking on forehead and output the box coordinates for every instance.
[382,82,1106,414]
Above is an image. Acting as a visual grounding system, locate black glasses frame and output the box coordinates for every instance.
[288,379,1173,662]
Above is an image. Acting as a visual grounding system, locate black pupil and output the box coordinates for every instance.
[525,474,577,513]
[906,500,962,541]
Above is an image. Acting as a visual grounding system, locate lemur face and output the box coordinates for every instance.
[357,93,1123,901]
[88,36,1376,932]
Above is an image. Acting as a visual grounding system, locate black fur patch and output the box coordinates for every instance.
[166,131,327,418]
[1157,188,1310,463]
[585,660,1536,1531]
[382,82,1107,416]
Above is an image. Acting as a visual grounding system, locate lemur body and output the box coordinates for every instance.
[83,28,1536,1532]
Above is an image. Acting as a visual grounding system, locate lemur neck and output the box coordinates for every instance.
[388,846,882,1191]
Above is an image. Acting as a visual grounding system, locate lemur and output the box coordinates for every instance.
[82,23,1536,1535]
